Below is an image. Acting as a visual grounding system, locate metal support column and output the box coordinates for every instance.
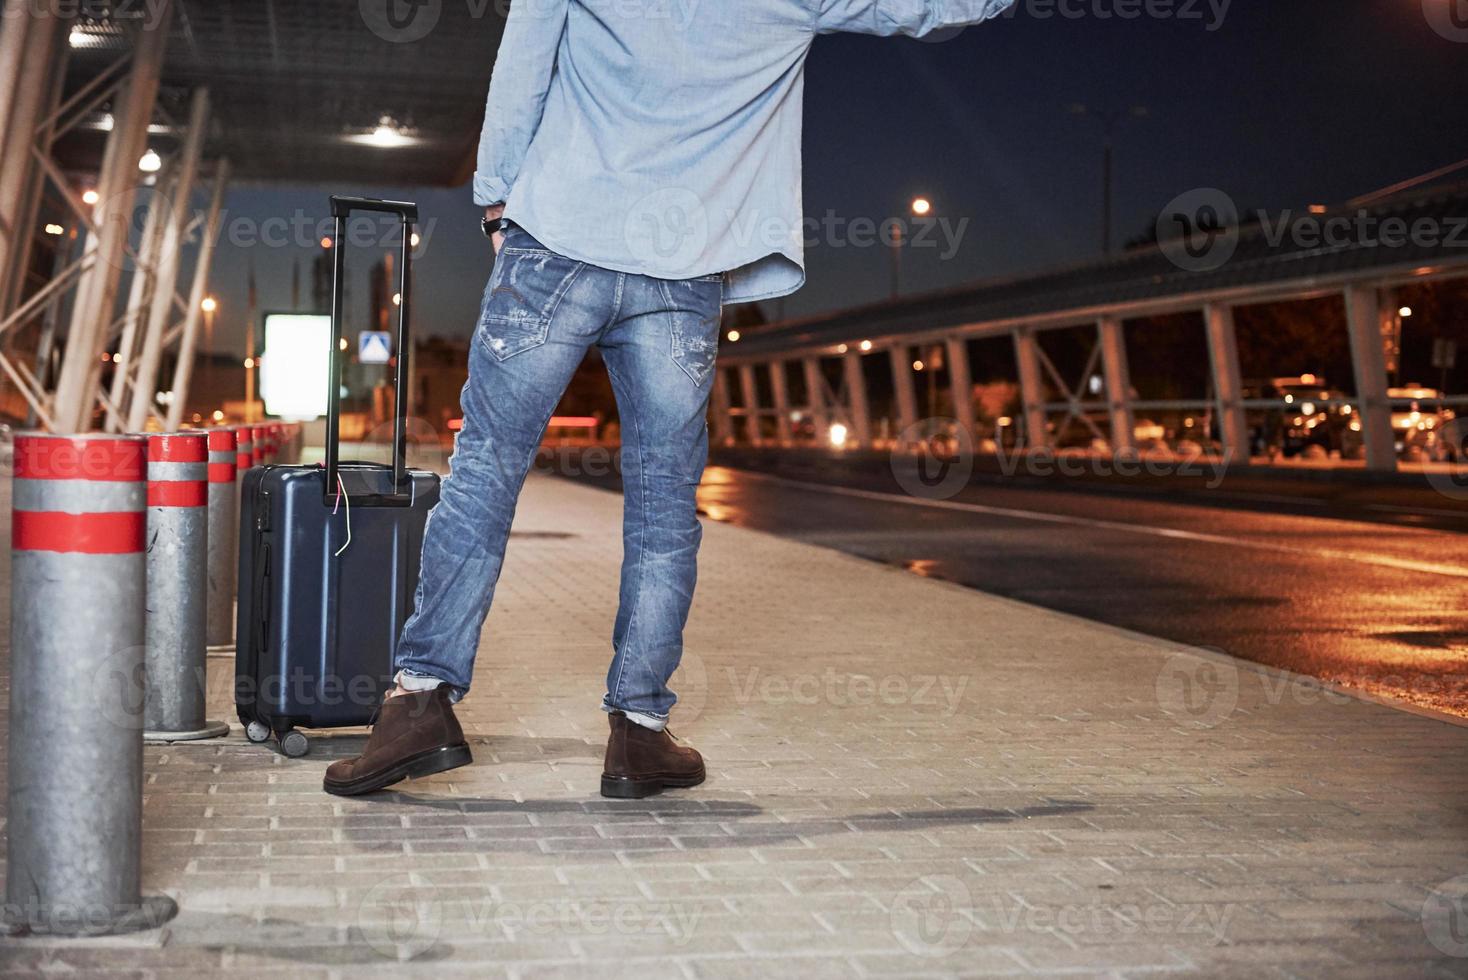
[165,159,229,430]
[51,1,174,433]
[1012,326,1049,450]
[0,4,65,310]
[768,360,792,445]
[842,350,872,448]
[0,0,35,157]
[889,345,919,446]
[802,357,829,442]
[1098,316,1135,453]
[1203,302,1249,462]
[709,367,734,446]
[737,363,762,446]
[1343,284,1397,472]
[105,173,172,431]
[129,87,209,433]
[945,336,975,438]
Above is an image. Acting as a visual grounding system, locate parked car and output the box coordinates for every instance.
[1388,386,1457,460]
[1243,375,1360,459]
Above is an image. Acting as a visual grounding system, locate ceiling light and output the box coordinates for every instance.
[348,118,420,149]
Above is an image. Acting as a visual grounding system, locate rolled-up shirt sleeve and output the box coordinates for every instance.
[473,0,570,206]
[815,0,1013,37]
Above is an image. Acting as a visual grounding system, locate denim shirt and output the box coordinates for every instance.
[474,0,1014,304]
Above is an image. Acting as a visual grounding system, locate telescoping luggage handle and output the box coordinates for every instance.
[324,195,418,502]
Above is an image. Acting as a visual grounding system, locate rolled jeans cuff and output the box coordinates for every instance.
[395,668,464,704]
[600,698,667,732]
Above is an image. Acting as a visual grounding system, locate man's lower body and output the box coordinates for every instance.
[325,223,720,798]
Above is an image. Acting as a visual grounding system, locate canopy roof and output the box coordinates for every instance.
[62,0,503,186]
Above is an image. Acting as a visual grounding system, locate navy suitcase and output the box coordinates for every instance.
[234,196,441,757]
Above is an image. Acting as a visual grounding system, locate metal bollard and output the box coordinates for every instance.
[142,433,228,743]
[252,423,271,466]
[234,424,254,484]
[5,434,178,936]
[205,428,237,653]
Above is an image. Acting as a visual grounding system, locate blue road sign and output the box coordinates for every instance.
[359,331,392,364]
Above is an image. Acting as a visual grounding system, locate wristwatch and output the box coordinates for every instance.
[481,214,505,238]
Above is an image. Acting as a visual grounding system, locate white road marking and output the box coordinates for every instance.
[1365,503,1468,520]
[738,472,1468,581]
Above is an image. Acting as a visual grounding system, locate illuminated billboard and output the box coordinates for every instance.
[261,314,330,420]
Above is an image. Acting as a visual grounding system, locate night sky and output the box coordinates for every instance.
[204,0,1468,356]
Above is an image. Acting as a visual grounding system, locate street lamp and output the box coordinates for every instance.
[200,297,218,415]
[890,196,933,299]
[1068,104,1148,254]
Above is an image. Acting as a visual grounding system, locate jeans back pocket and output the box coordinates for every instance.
[659,278,723,386]
[477,248,583,361]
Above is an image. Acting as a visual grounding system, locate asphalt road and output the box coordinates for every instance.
[548,447,1468,719]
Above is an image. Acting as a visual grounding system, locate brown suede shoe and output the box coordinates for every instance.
[600,711,705,799]
[323,687,472,796]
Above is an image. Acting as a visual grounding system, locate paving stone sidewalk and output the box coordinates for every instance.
[3,472,1468,978]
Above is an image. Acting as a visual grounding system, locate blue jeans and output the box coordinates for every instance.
[393,224,722,731]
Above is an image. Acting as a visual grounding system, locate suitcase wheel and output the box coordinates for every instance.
[278,729,310,758]
[244,721,272,744]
